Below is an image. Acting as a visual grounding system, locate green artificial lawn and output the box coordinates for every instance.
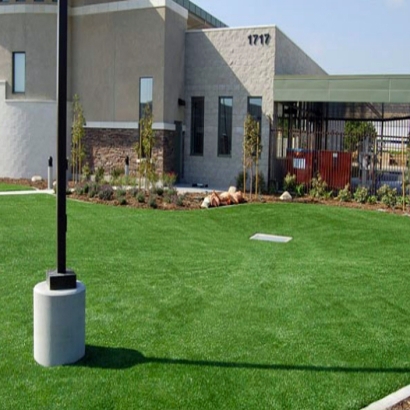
[0,183,34,192]
[0,195,409,410]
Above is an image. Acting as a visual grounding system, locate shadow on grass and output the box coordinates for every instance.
[75,345,410,374]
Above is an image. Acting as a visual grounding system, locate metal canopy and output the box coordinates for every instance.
[274,75,410,121]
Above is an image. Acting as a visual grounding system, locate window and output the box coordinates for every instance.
[13,52,25,94]
[139,77,153,120]
[247,97,262,135]
[191,97,204,155]
[218,97,233,156]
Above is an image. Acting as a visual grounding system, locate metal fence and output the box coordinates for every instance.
[273,119,410,194]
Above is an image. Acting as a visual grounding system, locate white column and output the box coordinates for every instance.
[33,281,86,367]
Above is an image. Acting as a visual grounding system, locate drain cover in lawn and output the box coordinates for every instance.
[250,233,293,243]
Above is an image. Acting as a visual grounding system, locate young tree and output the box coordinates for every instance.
[135,105,156,190]
[344,121,377,152]
[243,114,262,198]
[71,94,86,183]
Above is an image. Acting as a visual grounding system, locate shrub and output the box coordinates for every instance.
[95,166,105,183]
[336,184,352,202]
[163,172,177,188]
[148,195,158,209]
[115,188,126,198]
[283,173,297,192]
[377,184,397,208]
[130,187,139,198]
[310,174,330,199]
[87,183,99,198]
[118,197,127,206]
[97,185,114,200]
[295,183,305,197]
[397,195,410,207]
[75,183,86,195]
[165,188,178,197]
[110,167,124,181]
[137,192,145,203]
[367,195,377,205]
[353,186,369,204]
[266,181,278,195]
[83,183,91,195]
[116,175,131,187]
[236,171,248,191]
[81,163,91,181]
[252,172,267,194]
[76,182,95,196]
[176,194,185,207]
[323,190,334,200]
[155,187,164,196]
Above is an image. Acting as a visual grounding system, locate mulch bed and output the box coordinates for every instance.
[1,178,409,216]
[391,398,410,410]
[0,177,48,190]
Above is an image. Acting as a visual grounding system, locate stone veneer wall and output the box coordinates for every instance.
[155,129,178,176]
[83,128,177,177]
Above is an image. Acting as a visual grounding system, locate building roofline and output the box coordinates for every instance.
[187,24,276,33]
[172,0,227,28]
[0,0,189,19]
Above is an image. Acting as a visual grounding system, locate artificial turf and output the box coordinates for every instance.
[0,194,409,409]
[0,183,34,192]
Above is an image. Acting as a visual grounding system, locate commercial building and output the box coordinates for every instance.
[1,0,409,189]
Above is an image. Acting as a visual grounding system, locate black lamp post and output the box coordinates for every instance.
[47,0,76,290]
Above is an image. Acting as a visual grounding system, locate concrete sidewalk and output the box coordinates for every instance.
[0,185,214,197]
[0,189,54,196]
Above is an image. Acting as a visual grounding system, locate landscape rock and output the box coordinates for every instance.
[280,191,292,201]
[201,197,211,208]
[228,186,237,194]
[31,176,43,182]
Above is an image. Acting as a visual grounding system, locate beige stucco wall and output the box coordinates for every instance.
[0,11,57,100]
[70,7,166,123]
[70,4,186,125]
[163,6,186,124]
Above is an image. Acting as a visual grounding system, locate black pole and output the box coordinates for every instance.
[47,0,76,290]
[57,0,68,274]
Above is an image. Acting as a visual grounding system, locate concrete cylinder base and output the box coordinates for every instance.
[33,280,86,367]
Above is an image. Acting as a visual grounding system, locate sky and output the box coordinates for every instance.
[191,0,410,75]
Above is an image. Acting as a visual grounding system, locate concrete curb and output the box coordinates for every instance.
[362,385,410,410]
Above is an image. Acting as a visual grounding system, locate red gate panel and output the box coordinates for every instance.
[286,150,315,185]
[317,151,352,190]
